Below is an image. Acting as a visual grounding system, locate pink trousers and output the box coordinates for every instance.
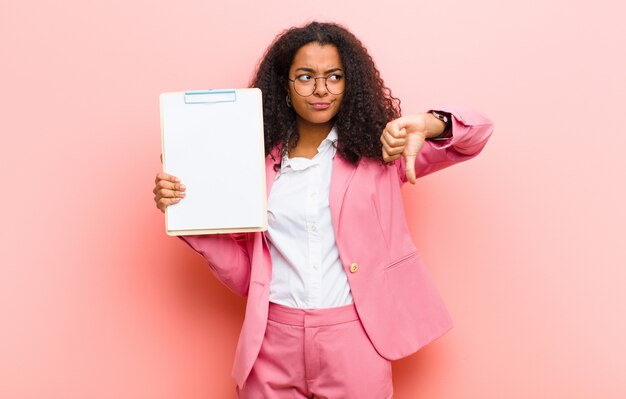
[237,302,393,399]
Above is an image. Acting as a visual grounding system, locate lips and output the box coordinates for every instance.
[310,102,331,110]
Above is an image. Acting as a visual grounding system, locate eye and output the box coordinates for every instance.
[327,74,344,81]
[296,74,313,82]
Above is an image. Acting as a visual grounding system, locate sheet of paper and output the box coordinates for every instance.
[160,89,266,235]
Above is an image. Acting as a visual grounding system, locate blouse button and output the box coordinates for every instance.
[350,263,359,273]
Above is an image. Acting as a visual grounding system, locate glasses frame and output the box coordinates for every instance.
[287,74,346,97]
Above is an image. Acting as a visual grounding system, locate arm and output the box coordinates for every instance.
[179,233,252,297]
[154,171,252,296]
[381,106,494,183]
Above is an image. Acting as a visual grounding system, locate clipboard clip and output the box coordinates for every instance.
[184,89,237,104]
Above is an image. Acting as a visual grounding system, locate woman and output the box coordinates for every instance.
[154,21,493,398]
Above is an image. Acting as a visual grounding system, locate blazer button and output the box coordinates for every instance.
[350,263,359,273]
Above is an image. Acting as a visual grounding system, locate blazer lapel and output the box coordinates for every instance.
[329,155,357,237]
[265,147,357,237]
[260,148,281,282]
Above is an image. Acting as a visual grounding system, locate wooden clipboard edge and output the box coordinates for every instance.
[166,223,268,236]
[160,88,268,236]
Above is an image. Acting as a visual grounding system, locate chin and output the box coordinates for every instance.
[301,117,334,127]
[299,111,339,126]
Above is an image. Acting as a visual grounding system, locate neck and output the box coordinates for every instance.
[288,117,334,159]
[295,117,333,147]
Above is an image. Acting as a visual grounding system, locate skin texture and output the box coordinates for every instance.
[286,43,344,159]
[381,113,447,182]
[153,42,447,211]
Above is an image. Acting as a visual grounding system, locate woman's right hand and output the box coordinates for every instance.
[153,172,186,213]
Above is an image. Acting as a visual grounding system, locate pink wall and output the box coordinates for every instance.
[2,0,625,397]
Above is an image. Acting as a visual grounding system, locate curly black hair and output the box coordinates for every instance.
[250,21,401,165]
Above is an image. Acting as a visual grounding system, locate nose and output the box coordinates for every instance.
[312,77,328,96]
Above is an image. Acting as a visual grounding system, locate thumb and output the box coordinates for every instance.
[403,132,426,184]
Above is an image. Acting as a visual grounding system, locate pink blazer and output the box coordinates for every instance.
[182,106,494,387]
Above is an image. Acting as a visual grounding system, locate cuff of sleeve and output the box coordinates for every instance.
[426,106,494,153]
[425,108,458,149]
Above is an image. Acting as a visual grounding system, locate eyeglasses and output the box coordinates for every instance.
[288,73,346,97]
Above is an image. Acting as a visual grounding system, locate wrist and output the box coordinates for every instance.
[427,111,452,139]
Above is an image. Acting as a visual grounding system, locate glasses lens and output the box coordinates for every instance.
[294,79,315,96]
[325,74,345,95]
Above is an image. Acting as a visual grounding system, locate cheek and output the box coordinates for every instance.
[289,88,305,107]
[334,96,345,113]
[292,97,308,114]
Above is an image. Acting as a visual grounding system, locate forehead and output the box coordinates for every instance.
[290,42,342,70]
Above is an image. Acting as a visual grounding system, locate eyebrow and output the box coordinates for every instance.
[295,67,344,74]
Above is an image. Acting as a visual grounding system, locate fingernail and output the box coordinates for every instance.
[180,184,186,190]
[179,192,185,197]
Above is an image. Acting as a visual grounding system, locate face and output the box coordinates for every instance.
[288,42,345,128]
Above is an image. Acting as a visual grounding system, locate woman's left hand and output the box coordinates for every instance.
[380,113,446,183]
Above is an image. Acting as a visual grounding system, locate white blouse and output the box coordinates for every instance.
[266,127,353,309]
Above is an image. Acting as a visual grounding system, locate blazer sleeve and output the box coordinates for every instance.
[179,233,251,296]
[395,105,494,183]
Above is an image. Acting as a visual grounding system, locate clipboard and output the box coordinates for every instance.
[160,88,267,236]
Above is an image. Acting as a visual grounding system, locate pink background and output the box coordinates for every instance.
[2,0,625,397]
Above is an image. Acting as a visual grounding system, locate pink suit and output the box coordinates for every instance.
[181,106,494,388]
